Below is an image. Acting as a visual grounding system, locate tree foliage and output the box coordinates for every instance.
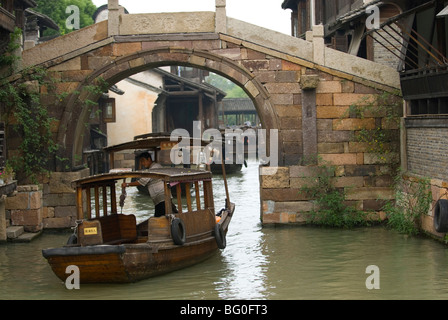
[33,0,97,36]
[205,73,248,98]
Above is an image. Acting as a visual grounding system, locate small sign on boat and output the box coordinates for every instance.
[84,227,98,235]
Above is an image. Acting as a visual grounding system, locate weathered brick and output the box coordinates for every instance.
[275,70,299,82]
[282,60,302,71]
[5,193,29,210]
[317,119,333,131]
[333,176,364,188]
[11,209,42,226]
[271,94,294,105]
[262,212,282,224]
[112,42,142,56]
[242,59,269,71]
[333,93,375,106]
[316,80,342,93]
[261,188,312,201]
[316,93,333,106]
[318,143,345,154]
[282,130,301,142]
[345,187,394,200]
[283,142,302,154]
[341,81,355,93]
[345,165,377,177]
[43,193,76,207]
[354,83,379,94]
[254,71,276,83]
[348,142,369,153]
[274,201,314,213]
[241,48,266,60]
[269,59,282,70]
[260,167,290,188]
[317,106,350,119]
[275,105,301,118]
[42,206,55,219]
[333,118,375,131]
[43,216,72,229]
[29,191,42,210]
[318,131,354,143]
[364,153,398,165]
[363,199,388,211]
[192,40,220,51]
[55,206,77,218]
[265,82,301,94]
[319,153,358,165]
[280,117,301,129]
[211,47,242,60]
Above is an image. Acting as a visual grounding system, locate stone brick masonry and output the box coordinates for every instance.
[11,12,401,228]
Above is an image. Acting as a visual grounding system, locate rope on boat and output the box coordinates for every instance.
[119,184,127,214]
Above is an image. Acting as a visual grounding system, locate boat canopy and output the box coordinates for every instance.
[73,167,212,188]
[103,135,208,154]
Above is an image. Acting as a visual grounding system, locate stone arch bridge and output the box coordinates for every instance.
[16,0,400,226]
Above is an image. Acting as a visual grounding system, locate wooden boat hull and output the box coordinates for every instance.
[210,163,242,174]
[42,237,219,283]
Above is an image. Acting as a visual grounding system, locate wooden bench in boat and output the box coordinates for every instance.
[78,214,137,246]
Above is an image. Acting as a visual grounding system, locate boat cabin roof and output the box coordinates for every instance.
[103,134,208,154]
[73,167,212,188]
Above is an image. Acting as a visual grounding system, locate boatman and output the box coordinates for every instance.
[122,152,177,217]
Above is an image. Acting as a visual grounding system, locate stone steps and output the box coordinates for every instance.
[6,226,41,242]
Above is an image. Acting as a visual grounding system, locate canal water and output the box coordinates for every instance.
[1,160,448,300]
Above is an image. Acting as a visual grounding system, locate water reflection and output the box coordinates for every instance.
[1,160,448,299]
[212,168,270,299]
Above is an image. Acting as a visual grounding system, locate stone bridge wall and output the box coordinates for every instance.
[7,9,401,228]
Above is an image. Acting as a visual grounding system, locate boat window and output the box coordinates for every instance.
[172,181,204,213]
[78,182,117,220]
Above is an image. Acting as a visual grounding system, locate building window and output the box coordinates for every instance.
[408,98,448,116]
[103,98,116,123]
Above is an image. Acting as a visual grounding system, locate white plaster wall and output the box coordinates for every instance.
[107,70,164,146]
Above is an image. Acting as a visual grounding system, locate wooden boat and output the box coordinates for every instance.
[131,132,244,175]
[42,137,235,284]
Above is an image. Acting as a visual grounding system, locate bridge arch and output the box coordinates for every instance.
[59,47,280,169]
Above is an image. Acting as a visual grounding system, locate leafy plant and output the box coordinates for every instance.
[300,160,371,228]
[346,91,402,169]
[0,69,60,183]
[0,28,22,76]
[383,172,432,235]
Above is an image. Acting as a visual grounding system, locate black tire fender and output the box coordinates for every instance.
[171,218,186,245]
[434,199,448,233]
[214,223,226,249]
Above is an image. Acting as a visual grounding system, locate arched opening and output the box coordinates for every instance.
[57,47,279,171]
[100,65,262,171]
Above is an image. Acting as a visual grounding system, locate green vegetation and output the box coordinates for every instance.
[347,90,402,166]
[0,65,59,183]
[0,28,22,75]
[205,73,248,98]
[347,91,433,235]
[383,172,432,236]
[300,160,372,228]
